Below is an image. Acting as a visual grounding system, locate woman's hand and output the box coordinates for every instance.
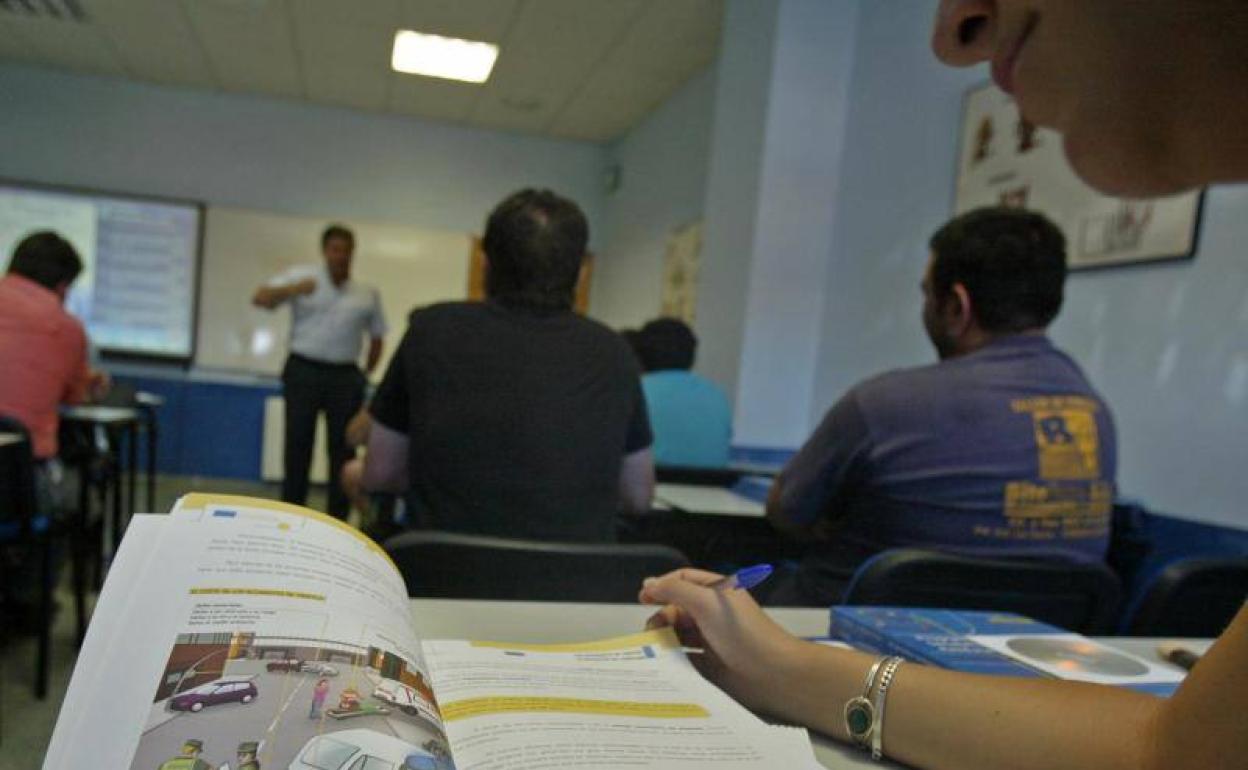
[639,568,813,717]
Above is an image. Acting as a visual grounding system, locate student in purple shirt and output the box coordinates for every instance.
[767,207,1116,606]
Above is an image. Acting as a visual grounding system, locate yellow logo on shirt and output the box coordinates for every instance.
[1011,396,1101,480]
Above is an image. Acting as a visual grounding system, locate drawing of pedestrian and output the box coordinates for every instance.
[309,677,330,719]
[236,741,261,770]
[157,738,214,770]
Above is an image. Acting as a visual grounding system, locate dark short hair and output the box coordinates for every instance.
[7,231,83,290]
[638,318,697,371]
[321,224,355,248]
[621,329,645,366]
[928,207,1067,332]
[483,189,588,311]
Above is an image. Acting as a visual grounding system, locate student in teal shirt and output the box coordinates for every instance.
[635,319,733,468]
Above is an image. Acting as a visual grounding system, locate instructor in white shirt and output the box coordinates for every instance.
[252,224,386,519]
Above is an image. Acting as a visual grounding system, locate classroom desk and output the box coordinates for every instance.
[409,599,1207,770]
[654,482,767,518]
[625,479,797,569]
[59,405,146,627]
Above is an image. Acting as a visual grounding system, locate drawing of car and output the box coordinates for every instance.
[286,729,446,770]
[300,661,339,676]
[371,679,440,724]
[169,678,258,712]
[266,658,303,673]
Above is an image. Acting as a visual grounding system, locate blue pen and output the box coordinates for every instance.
[711,564,773,593]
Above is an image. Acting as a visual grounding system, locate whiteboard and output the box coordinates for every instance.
[196,206,472,377]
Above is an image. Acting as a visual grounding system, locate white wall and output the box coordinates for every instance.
[0,64,607,248]
[732,0,858,448]
[694,0,781,405]
[815,0,1248,527]
[814,1,980,410]
[593,68,717,329]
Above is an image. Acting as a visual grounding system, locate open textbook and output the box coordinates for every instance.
[43,495,823,770]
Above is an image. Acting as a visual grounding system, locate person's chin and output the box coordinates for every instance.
[1062,128,1190,199]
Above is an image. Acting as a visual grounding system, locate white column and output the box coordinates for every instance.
[698,0,859,448]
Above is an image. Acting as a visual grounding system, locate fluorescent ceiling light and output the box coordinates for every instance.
[391,30,499,84]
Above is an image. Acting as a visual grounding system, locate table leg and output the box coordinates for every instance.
[74,461,88,647]
[126,423,137,526]
[145,415,157,512]
[109,428,122,572]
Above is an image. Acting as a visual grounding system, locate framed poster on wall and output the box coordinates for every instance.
[955,83,1203,270]
[660,220,703,324]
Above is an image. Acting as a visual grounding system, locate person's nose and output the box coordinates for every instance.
[931,0,998,67]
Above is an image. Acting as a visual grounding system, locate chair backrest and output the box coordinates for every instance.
[0,415,39,538]
[384,530,690,602]
[1122,557,1248,637]
[655,465,745,486]
[842,548,1123,634]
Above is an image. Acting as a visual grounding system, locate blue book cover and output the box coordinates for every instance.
[830,607,1179,696]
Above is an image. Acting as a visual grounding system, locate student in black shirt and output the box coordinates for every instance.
[363,189,654,541]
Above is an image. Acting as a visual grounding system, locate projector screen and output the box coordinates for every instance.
[0,181,202,360]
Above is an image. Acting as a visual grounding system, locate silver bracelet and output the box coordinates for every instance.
[871,657,905,761]
[844,656,888,749]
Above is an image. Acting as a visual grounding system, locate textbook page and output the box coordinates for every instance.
[422,630,823,769]
[43,515,172,770]
[45,499,455,770]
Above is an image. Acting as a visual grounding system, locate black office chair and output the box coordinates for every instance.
[655,465,746,486]
[841,548,1123,634]
[0,416,55,698]
[1120,557,1248,637]
[384,530,690,602]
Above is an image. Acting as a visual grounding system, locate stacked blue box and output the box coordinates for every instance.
[829,607,1179,696]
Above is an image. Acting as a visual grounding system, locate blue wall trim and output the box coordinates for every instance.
[118,375,279,481]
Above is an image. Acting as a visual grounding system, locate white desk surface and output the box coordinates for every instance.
[59,404,143,424]
[409,599,1209,770]
[654,483,767,518]
[0,431,25,449]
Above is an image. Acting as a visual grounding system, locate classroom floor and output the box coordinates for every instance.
[0,474,327,770]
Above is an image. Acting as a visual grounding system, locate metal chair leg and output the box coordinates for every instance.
[74,468,89,649]
[36,533,52,699]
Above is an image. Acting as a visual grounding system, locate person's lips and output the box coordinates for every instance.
[991,12,1038,96]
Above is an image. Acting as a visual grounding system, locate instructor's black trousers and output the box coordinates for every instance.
[281,354,365,519]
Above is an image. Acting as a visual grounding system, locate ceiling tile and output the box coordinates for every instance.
[304,61,390,112]
[2,0,722,144]
[182,0,302,96]
[0,18,39,62]
[549,0,721,141]
[89,0,218,89]
[628,0,722,73]
[388,72,479,123]
[468,0,645,133]
[0,13,126,76]
[399,0,520,42]
[291,17,394,71]
[289,0,400,28]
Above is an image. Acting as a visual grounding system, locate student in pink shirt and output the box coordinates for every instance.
[0,231,108,626]
[0,230,109,460]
